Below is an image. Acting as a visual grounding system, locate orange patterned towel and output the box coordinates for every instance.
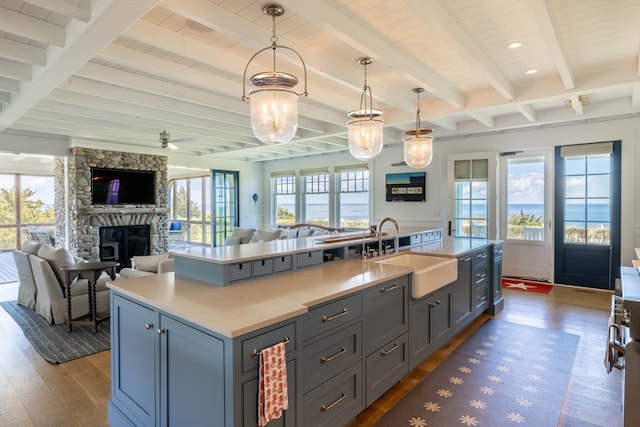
[258,341,288,426]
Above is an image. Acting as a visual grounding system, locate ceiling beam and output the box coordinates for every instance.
[0,6,66,47]
[22,0,92,22]
[0,38,46,66]
[408,0,515,100]
[0,0,161,133]
[0,59,32,81]
[530,0,575,89]
[285,0,466,109]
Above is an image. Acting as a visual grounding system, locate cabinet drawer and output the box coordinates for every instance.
[364,276,408,355]
[252,258,273,277]
[474,264,488,285]
[274,255,292,273]
[302,293,362,341]
[227,262,252,282]
[409,234,422,245]
[366,332,409,406]
[242,322,296,373]
[302,362,363,427]
[297,250,323,268]
[474,283,489,312]
[302,322,362,393]
[242,360,296,427]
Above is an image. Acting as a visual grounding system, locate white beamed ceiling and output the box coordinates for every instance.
[0,0,638,163]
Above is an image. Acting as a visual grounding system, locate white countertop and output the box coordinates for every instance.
[108,257,413,338]
[172,227,440,264]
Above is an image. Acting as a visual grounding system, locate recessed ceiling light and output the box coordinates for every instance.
[507,41,523,49]
[525,68,539,75]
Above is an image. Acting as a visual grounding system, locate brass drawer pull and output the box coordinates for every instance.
[322,308,348,322]
[320,347,347,363]
[380,284,399,293]
[380,342,399,356]
[320,391,347,412]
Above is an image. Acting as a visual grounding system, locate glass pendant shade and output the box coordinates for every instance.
[250,87,298,144]
[348,117,384,160]
[403,135,433,168]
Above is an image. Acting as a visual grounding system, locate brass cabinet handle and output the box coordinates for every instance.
[320,391,347,412]
[322,308,348,322]
[380,342,399,356]
[145,322,153,330]
[320,347,347,363]
[380,283,399,293]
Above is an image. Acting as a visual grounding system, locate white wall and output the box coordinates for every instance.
[262,116,640,266]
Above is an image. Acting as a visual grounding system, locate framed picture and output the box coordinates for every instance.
[385,172,426,202]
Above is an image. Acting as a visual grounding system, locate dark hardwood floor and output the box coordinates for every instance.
[0,284,622,426]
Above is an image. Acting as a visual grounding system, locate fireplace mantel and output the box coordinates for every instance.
[79,207,170,215]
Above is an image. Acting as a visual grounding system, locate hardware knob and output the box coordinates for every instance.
[145,323,153,330]
[157,328,165,335]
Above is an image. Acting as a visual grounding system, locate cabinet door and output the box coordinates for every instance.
[159,315,225,427]
[363,276,408,355]
[451,255,473,333]
[242,360,297,427]
[111,294,157,427]
[429,286,452,348]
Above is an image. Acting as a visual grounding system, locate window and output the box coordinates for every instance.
[453,159,488,238]
[272,171,296,226]
[0,173,55,249]
[506,157,545,240]
[212,170,238,247]
[302,168,329,226]
[167,175,212,246]
[337,166,369,229]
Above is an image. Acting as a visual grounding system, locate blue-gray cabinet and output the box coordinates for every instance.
[472,247,490,314]
[409,284,452,370]
[487,243,504,315]
[451,254,473,332]
[363,276,409,405]
[109,294,225,427]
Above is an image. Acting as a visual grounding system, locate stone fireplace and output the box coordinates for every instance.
[55,147,169,261]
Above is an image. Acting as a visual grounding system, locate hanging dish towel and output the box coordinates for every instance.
[258,341,288,426]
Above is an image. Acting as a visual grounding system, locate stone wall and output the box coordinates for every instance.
[59,147,169,260]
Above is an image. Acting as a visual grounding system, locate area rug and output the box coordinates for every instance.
[0,300,110,364]
[502,278,553,294]
[374,320,579,427]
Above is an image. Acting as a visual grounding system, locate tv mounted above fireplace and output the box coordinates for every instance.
[91,168,155,205]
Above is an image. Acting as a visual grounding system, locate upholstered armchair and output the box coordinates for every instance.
[168,221,189,249]
[119,253,175,279]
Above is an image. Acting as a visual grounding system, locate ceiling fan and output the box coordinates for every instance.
[159,130,197,150]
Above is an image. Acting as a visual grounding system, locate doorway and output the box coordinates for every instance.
[211,170,239,247]
[553,141,621,290]
[500,152,553,281]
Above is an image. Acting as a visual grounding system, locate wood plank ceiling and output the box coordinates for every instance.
[0,0,638,163]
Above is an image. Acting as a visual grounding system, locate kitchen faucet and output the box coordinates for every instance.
[361,226,379,259]
[377,217,399,255]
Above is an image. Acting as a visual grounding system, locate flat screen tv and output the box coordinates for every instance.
[91,168,155,205]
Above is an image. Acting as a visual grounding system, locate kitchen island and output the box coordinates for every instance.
[107,229,502,427]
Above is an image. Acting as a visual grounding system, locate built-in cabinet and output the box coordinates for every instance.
[108,294,226,427]
[109,240,501,427]
[409,284,452,370]
[487,243,504,315]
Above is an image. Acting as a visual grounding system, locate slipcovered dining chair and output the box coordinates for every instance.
[167,221,189,249]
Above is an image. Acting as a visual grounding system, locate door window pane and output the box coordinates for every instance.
[506,157,545,241]
[563,154,611,245]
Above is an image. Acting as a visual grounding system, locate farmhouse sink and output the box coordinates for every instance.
[376,254,458,299]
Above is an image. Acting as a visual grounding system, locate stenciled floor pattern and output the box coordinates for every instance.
[374,320,580,426]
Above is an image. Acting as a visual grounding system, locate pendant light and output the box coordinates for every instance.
[403,88,433,168]
[241,4,308,145]
[347,57,384,161]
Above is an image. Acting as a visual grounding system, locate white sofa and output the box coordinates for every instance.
[13,241,111,324]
